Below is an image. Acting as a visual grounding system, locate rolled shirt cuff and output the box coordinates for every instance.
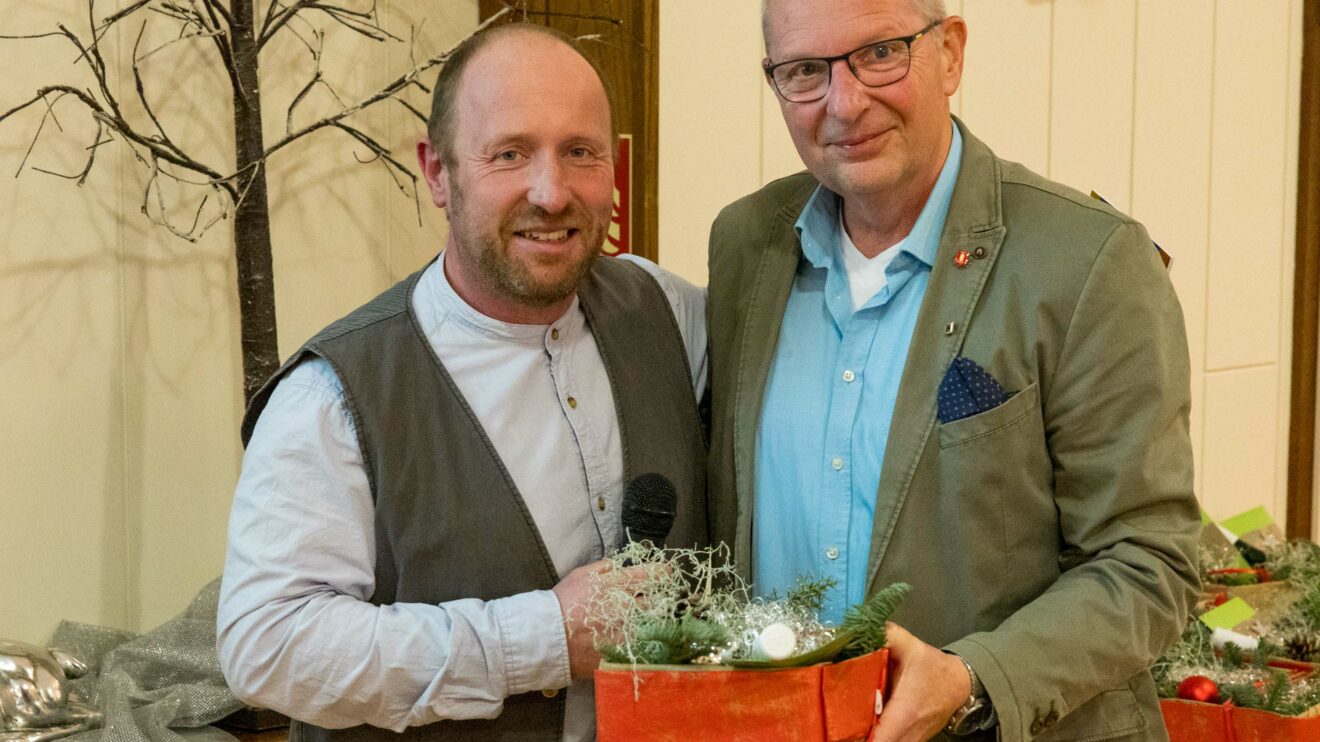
[492,589,572,696]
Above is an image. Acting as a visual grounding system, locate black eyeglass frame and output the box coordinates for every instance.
[763,19,944,103]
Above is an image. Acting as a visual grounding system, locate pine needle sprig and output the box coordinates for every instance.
[786,576,837,617]
[599,615,732,665]
[839,582,912,658]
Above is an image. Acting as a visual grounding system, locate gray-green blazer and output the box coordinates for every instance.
[706,120,1200,741]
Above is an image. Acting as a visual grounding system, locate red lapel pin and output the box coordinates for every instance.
[954,249,971,268]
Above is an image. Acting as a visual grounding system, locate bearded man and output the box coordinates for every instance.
[217,24,707,742]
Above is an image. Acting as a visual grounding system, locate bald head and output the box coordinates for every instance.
[427,23,616,166]
[761,0,947,52]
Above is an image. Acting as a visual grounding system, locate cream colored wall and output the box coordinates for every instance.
[2,0,1307,645]
[2,1,477,644]
[659,0,1306,532]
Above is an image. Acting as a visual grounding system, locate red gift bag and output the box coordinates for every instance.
[595,649,889,742]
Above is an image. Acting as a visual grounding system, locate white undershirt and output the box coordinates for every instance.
[839,208,904,312]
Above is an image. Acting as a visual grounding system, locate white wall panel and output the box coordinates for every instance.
[1049,0,1136,210]
[658,1,764,285]
[1,3,129,643]
[958,0,1052,173]
[1130,0,1215,498]
[1205,0,1292,371]
[1203,366,1284,523]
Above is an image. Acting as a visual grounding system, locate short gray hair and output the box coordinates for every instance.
[761,0,948,51]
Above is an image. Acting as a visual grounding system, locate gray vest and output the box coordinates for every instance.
[241,257,708,741]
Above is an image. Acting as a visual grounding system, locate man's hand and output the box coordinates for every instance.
[868,623,972,742]
[551,560,611,679]
[551,560,654,679]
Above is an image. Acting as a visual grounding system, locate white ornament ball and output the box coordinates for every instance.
[753,622,798,660]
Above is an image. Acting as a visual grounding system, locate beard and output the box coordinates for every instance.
[446,177,607,309]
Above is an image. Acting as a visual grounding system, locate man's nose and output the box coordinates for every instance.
[823,58,870,121]
[526,156,571,214]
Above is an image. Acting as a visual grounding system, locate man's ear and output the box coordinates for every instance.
[938,16,968,97]
[417,139,450,208]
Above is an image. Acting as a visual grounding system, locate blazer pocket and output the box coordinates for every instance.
[1036,687,1146,742]
[938,381,1039,449]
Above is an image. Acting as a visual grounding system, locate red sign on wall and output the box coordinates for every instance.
[605,134,632,255]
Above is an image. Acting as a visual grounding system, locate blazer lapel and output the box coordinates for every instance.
[865,120,1009,592]
[731,179,817,572]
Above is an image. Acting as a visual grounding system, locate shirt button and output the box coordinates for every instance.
[831,457,844,471]
[826,547,840,560]
[551,328,560,341]
[567,396,578,409]
[541,688,559,698]
[597,496,606,511]
[842,370,856,383]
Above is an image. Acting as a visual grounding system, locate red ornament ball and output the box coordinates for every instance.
[1176,675,1221,703]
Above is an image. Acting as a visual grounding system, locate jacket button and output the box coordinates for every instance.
[973,246,987,259]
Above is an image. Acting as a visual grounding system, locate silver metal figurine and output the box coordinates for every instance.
[0,640,100,742]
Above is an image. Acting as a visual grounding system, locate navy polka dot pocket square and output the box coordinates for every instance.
[937,356,1008,423]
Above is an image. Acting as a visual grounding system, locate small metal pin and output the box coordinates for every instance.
[944,321,957,336]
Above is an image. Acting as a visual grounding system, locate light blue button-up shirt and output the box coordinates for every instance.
[753,124,963,623]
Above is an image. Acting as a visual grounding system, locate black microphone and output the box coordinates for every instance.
[621,472,677,547]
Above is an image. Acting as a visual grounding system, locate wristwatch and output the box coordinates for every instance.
[944,653,997,736]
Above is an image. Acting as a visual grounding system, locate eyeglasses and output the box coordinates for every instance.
[763,19,943,103]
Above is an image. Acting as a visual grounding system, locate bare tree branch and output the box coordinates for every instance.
[392,96,428,125]
[266,6,510,160]
[129,21,189,165]
[258,0,316,47]
[1,85,236,200]
[99,0,155,29]
[0,31,69,41]
[197,0,233,31]
[11,91,68,177]
[331,121,421,224]
[31,119,107,185]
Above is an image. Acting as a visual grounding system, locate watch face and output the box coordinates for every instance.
[950,703,993,735]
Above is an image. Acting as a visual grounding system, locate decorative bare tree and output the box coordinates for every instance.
[0,1,508,402]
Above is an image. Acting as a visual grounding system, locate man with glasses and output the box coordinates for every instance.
[706,0,1199,739]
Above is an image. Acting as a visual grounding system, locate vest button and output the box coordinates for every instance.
[597,496,606,511]
[551,328,560,341]
[567,396,578,409]
[541,688,559,698]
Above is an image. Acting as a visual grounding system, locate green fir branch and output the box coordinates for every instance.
[839,582,912,658]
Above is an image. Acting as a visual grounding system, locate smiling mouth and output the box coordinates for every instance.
[515,229,574,242]
[831,132,882,148]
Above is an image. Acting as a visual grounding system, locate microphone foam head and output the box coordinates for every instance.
[621,472,677,546]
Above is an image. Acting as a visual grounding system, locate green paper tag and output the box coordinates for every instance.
[1221,507,1274,538]
[1200,598,1255,631]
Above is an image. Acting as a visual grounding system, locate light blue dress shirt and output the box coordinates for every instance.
[753,125,963,623]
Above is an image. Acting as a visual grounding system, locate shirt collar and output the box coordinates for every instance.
[417,251,584,346]
[794,120,963,270]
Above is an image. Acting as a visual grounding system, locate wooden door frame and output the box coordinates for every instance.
[1287,0,1319,538]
